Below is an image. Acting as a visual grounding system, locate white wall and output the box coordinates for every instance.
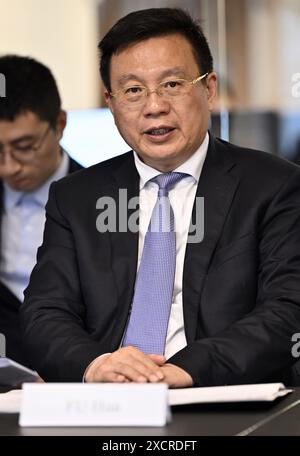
[0,0,101,109]
[246,0,300,110]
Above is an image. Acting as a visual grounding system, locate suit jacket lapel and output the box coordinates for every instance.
[183,136,240,343]
[107,153,140,340]
[92,143,240,346]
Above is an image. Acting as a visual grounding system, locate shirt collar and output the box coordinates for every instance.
[133,132,209,190]
[3,150,69,210]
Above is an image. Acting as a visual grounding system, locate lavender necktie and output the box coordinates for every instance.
[122,172,189,354]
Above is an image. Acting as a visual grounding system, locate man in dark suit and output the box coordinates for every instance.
[21,8,300,387]
[0,55,81,366]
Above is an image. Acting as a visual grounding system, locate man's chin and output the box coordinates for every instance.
[6,179,34,192]
[139,148,186,171]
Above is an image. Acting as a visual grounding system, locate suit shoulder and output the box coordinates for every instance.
[54,150,134,191]
[215,137,300,179]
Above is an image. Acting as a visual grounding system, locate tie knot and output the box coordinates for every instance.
[150,172,189,195]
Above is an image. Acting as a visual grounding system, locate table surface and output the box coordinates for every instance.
[1,387,300,436]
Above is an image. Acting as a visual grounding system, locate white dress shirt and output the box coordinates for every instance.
[0,152,69,301]
[133,132,209,359]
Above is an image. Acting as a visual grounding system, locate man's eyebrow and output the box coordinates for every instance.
[117,74,143,85]
[117,68,188,86]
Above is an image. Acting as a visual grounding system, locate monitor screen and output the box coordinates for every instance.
[60,108,130,167]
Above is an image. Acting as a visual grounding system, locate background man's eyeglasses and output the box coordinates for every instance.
[0,124,51,165]
[110,72,209,107]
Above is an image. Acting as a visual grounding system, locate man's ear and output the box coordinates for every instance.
[104,90,114,115]
[206,72,217,112]
[54,110,67,140]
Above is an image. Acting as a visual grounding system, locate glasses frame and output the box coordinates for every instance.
[110,72,209,105]
[0,124,51,165]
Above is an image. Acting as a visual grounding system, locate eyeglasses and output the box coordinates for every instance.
[110,72,209,107]
[0,124,51,165]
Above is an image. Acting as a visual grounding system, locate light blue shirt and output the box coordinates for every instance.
[0,152,69,301]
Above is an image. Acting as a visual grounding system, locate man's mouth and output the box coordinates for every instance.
[145,127,175,136]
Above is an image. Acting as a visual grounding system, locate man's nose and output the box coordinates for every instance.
[142,90,170,117]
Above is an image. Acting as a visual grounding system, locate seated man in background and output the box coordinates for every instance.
[21,8,300,387]
[0,55,82,365]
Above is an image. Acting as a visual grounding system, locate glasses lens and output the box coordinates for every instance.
[116,78,194,106]
[161,80,188,98]
[12,147,35,163]
[123,86,146,103]
[0,147,35,165]
[0,125,50,165]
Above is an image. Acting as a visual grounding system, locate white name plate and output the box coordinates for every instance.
[19,383,170,427]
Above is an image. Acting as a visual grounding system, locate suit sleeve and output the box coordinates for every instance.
[20,182,103,381]
[168,167,300,386]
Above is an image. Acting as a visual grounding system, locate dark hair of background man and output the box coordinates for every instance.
[0,55,61,128]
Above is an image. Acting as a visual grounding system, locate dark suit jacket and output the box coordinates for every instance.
[20,135,300,385]
[0,155,82,366]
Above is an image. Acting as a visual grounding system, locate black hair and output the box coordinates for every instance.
[0,55,61,128]
[98,7,213,92]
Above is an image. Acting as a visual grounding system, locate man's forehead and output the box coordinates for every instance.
[113,32,191,54]
[110,37,199,88]
[0,111,42,128]
[0,112,43,141]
